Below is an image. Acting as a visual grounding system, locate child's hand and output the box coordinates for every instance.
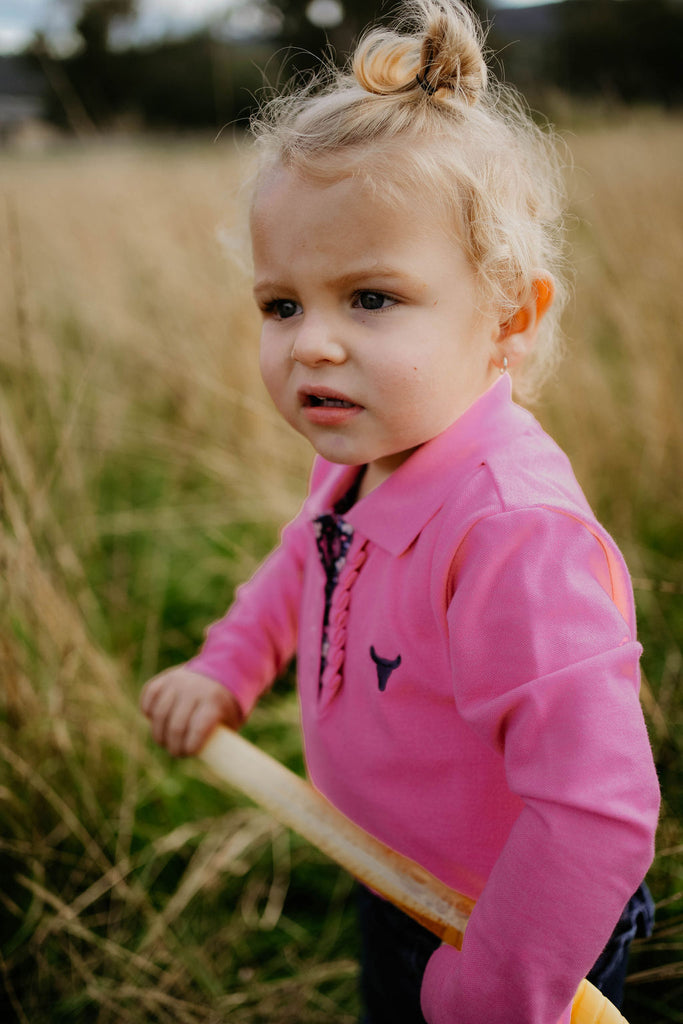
[140,666,243,757]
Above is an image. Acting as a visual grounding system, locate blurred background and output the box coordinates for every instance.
[1,2,682,1022]
[1,0,683,139]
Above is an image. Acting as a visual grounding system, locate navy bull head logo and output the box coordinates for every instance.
[370,646,402,691]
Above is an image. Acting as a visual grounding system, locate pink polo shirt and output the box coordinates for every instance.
[189,375,660,1024]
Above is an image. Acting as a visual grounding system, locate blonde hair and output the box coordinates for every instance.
[250,0,568,398]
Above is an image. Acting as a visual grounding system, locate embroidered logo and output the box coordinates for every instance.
[370,646,402,691]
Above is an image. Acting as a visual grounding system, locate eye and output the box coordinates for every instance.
[267,299,301,320]
[354,291,395,312]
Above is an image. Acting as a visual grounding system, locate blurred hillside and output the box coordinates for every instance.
[2,0,683,138]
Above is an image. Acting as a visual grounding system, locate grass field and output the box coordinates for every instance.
[1,111,682,1023]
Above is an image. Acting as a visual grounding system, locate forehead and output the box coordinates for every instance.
[250,164,467,276]
[251,164,394,233]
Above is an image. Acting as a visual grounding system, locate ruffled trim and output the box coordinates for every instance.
[319,539,369,707]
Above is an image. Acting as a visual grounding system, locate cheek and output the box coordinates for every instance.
[373,353,438,403]
[366,343,424,389]
[258,335,283,394]
[259,337,302,427]
[371,363,437,434]
[379,343,466,421]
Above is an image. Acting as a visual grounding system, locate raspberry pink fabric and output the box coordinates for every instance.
[189,376,659,1024]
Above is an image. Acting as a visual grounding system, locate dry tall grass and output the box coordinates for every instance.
[1,113,682,1022]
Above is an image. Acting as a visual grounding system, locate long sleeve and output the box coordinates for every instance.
[421,508,660,1024]
[186,509,310,719]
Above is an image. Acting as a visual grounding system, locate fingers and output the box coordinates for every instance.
[167,692,216,757]
[140,669,190,755]
[148,677,190,754]
[185,700,225,756]
[140,668,240,757]
[139,671,165,716]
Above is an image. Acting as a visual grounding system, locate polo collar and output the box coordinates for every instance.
[305,375,526,557]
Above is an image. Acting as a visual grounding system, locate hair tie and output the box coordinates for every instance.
[415,72,437,96]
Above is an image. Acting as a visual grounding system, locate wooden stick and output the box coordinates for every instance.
[199,726,628,1023]
[200,725,473,947]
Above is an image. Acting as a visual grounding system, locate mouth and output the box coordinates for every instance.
[298,386,361,410]
[298,386,362,425]
[306,395,356,409]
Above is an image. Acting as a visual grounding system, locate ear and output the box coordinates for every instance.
[493,275,555,370]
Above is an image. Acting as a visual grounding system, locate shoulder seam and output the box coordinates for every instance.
[448,504,632,626]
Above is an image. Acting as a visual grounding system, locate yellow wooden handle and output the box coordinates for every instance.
[571,979,628,1023]
[199,726,628,1023]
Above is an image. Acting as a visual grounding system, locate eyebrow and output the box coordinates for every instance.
[253,264,421,296]
[330,265,418,288]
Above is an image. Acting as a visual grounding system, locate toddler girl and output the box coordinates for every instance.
[141,2,660,1021]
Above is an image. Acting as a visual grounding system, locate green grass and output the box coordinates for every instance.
[2,119,683,1021]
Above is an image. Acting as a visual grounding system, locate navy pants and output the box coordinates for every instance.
[357,881,654,1024]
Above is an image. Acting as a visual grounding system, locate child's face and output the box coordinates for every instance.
[251,167,501,492]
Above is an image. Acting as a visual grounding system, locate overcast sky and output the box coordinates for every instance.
[0,0,565,56]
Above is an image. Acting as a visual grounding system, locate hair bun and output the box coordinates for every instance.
[417,1,487,105]
[353,1,487,106]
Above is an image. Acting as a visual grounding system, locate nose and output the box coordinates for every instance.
[290,313,347,367]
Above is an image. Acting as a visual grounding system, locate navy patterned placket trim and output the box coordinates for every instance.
[314,513,354,688]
